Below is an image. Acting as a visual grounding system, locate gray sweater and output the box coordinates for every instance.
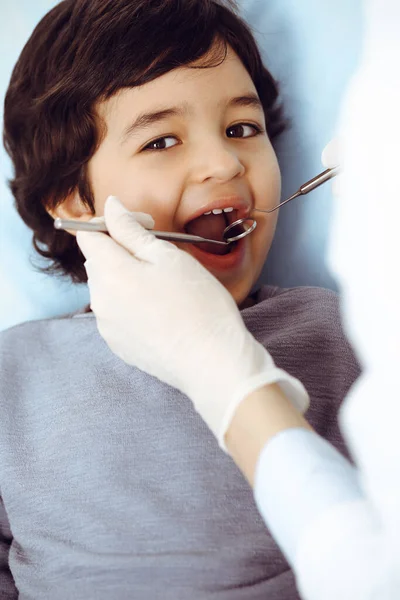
[0,286,361,599]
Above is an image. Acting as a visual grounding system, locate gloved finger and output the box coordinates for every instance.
[104,195,179,263]
[89,211,155,230]
[321,138,342,197]
[83,253,132,316]
[76,229,140,268]
[77,230,145,316]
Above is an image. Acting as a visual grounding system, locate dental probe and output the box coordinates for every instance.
[252,166,340,214]
[221,166,339,240]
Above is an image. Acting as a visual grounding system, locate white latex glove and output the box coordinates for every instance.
[321,139,341,195]
[77,195,309,450]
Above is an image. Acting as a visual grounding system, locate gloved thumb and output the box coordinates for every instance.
[104,195,172,262]
[104,195,155,229]
[89,211,154,230]
[76,204,156,264]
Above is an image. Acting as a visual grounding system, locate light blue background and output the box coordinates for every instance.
[0,1,363,332]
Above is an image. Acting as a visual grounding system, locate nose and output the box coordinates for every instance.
[191,139,245,184]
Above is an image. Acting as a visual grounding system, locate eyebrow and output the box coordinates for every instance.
[120,93,263,144]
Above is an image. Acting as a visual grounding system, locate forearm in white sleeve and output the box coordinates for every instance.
[254,1,400,598]
[253,428,364,565]
[254,420,400,600]
[327,0,400,540]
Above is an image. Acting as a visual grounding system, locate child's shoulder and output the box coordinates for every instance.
[254,284,340,321]
[0,306,95,355]
[248,284,349,348]
[259,284,339,305]
[251,284,361,400]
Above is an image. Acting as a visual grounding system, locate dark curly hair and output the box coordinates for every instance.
[3,0,286,283]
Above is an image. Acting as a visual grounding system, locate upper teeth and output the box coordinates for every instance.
[203,207,234,216]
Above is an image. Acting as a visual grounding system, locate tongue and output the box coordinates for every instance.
[185,213,230,255]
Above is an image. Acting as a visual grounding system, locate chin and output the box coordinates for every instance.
[223,278,255,308]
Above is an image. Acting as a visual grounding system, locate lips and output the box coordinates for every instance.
[187,235,247,271]
[182,197,252,258]
[166,195,252,264]
[184,211,235,255]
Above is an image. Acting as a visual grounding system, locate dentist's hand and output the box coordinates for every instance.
[321,139,339,168]
[321,139,342,196]
[77,195,309,449]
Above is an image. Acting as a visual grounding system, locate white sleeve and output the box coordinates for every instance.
[254,426,400,600]
[254,1,400,598]
[322,0,400,596]
[326,0,400,542]
[253,427,364,565]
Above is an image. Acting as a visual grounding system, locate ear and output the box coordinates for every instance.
[47,193,95,237]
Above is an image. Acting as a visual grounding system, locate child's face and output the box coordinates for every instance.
[85,45,281,307]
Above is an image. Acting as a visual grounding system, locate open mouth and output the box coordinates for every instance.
[186,234,246,271]
[184,209,241,255]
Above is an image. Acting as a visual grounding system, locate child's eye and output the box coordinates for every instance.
[142,136,179,152]
[142,123,263,153]
[226,123,263,138]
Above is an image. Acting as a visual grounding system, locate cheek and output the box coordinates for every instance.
[251,147,281,210]
[250,147,280,261]
[255,212,278,250]
[88,154,181,219]
[247,212,277,285]
[87,152,129,214]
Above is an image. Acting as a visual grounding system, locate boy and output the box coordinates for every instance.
[1,1,360,598]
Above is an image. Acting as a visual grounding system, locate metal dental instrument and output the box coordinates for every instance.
[222,166,340,241]
[54,217,256,246]
[54,166,339,246]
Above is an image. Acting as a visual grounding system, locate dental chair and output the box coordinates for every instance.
[0,0,362,332]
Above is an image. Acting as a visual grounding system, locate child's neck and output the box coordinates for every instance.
[239,294,257,310]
